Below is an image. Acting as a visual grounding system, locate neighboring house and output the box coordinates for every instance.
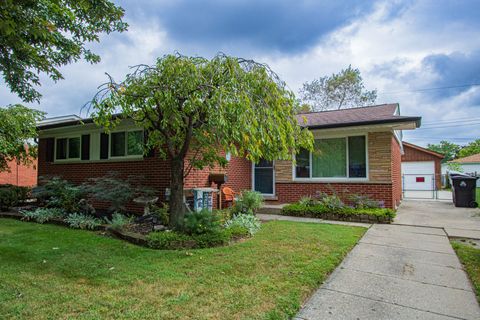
[401,142,444,191]
[0,158,37,187]
[442,153,480,187]
[36,103,421,211]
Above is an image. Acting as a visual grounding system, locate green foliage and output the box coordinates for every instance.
[427,140,460,162]
[183,209,221,235]
[224,214,261,236]
[146,229,232,250]
[447,162,464,172]
[150,203,169,225]
[299,65,377,111]
[458,139,480,159]
[0,187,18,211]
[232,190,264,215]
[215,208,233,224]
[21,208,65,224]
[0,0,127,102]
[0,105,45,171]
[82,172,155,213]
[315,192,345,210]
[298,196,317,207]
[33,176,86,212]
[349,194,382,209]
[225,225,250,239]
[452,241,480,301]
[64,213,103,230]
[90,53,313,229]
[105,213,132,231]
[281,203,395,221]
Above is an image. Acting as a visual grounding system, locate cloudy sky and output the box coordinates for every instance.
[2,0,480,147]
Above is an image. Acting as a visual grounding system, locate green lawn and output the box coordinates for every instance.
[476,188,480,204]
[0,219,365,319]
[452,241,480,302]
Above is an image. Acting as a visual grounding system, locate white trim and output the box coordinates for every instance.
[292,134,369,182]
[252,160,276,196]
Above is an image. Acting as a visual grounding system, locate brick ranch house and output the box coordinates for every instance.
[36,104,421,211]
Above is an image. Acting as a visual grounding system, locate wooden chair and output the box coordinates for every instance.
[222,187,236,207]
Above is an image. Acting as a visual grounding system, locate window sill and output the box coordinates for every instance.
[292,178,369,183]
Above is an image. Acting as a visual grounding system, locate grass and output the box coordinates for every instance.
[452,241,480,302]
[476,188,480,204]
[0,219,365,319]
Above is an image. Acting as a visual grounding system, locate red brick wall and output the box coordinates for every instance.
[391,137,402,208]
[38,138,252,212]
[274,182,394,209]
[401,144,443,189]
[0,159,37,186]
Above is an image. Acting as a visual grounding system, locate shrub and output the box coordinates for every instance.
[349,194,382,209]
[281,203,395,221]
[150,203,169,225]
[0,187,18,211]
[11,186,31,203]
[232,190,264,215]
[215,208,233,224]
[32,177,86,212]
[21,208,65,223]
[224,214,261,236]
[315,191,344,210]
[65,213,103,230]
[298,196,316,207]
[192,230,231,248]
[146,231,195,250]
[183,209,221,235]
[146,229,232,250]
[105,212,132,230]
[82,172,156,213]
[225,225,250,239]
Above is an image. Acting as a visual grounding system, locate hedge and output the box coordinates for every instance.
[281,204,395,223]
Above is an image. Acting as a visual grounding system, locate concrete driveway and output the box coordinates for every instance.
[395,200,480,239]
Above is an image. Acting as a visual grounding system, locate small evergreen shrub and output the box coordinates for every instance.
[224,214,261,236]
[65,213,102,230]
[21,208,65,223]
[183,209,221,235]
[232,190,264,215]
[0,187,18,211]
[105,212,132,230]
[150,203,169,225]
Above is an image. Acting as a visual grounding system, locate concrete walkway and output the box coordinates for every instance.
[295,223,480,320]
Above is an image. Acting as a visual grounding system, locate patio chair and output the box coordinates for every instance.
[222,187,236,207]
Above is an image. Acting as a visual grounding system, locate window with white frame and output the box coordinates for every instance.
[56,137,80,160]
[110,130,143,157]
[295,135,367,179]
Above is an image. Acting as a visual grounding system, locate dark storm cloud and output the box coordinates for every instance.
[119,0,378,54]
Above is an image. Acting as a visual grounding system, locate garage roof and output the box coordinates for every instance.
[403,142,445,159]
[452,153,480,163]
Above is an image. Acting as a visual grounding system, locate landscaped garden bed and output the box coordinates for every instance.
[0,218,365,319]
[281,192,396,223]
[0,175,265,250]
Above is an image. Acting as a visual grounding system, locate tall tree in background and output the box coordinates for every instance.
[299,66,377,111]
[0,0,128,102]
[458,139,480,158]
[90,54,313,229]
[0,105,45,171]
[427,140,461,162]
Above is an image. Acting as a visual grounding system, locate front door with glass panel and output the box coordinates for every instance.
[253,160,274,195]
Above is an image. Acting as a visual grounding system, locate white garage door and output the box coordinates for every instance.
[401,161,435,191]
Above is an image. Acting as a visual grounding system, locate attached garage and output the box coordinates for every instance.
[401,142,444,197]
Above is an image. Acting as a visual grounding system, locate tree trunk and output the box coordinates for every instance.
[169,157,185,229]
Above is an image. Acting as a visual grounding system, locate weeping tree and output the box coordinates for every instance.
[89,54,313,229]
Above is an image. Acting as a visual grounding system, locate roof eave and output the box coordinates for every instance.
[304,117,422,130]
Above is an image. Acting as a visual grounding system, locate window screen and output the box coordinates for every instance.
[68,137,80,159]
[111,132,126,157]
[348,136,366,178]
[295,148,310,178]
[56,138,67,160]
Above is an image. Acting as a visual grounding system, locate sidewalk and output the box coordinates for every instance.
[295,224,480,320]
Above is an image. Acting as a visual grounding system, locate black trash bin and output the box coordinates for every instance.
[450,174,478,208]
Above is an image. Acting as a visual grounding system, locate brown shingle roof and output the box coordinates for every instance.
[452,153,480,163]
[296,103,421,129]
